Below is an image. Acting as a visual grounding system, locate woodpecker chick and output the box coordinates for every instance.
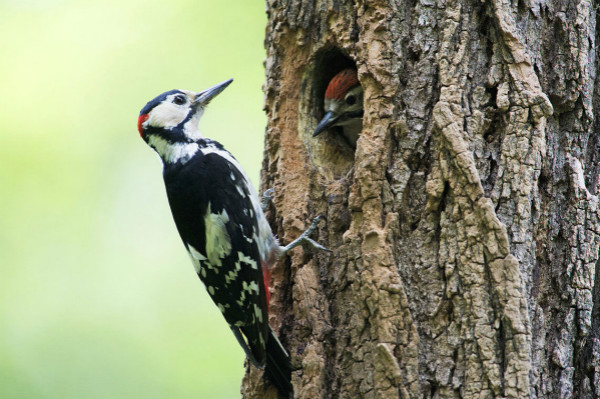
[313,68,363,147]
[138,80,328,398]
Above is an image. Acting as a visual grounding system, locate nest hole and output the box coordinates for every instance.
[303,47,359,179]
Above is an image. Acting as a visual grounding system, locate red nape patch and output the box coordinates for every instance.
[324,68,359,101]
[137,113,149,137]
[262,262,272,311]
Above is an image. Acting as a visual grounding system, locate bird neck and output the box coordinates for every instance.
[340,118,362,147]
[147,133,199,165]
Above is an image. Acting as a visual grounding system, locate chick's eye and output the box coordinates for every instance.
[345,95,356,105]
[173,95,186,105]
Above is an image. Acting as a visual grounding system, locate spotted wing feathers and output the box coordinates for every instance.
[163,142,271,365]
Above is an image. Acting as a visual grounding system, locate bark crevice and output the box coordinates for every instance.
[243,0,600,397]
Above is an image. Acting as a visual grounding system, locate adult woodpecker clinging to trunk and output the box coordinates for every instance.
[137,79,328,398]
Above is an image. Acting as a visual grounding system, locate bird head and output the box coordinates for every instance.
[138,79,233,144]
[313,68,363,140]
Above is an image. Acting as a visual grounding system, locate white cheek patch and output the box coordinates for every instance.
[147,102,189,129]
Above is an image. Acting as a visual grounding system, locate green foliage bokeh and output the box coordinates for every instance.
[0,0,267,397]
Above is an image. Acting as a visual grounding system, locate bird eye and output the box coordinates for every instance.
[173,95,187,105]
[345,95,356,105]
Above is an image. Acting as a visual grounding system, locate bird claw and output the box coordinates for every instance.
[281,215,331,254]
[300,237,332,253]
[261,188,275,212]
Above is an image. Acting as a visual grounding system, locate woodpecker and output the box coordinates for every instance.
[313,68,363,147]
[138,79,327,398]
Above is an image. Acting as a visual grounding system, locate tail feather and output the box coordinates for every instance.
[265,328,293,398]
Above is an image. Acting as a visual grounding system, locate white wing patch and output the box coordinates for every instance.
[217,303,230,313]
[187,245,207,274]
[236,292,246,307]
[254,304,263,323]
[204,202,232,267]
[201,146,262,216]
[201,145,280,267]
[242,280,259,294]
[224,269,238,284]
[235,184,246,197]
[236,251,258,270]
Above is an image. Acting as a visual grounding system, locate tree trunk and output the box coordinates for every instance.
[242,0,600,398]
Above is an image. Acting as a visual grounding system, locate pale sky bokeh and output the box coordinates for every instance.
[0,1,267,397]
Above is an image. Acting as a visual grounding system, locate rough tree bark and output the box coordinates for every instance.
[241,0,600,398]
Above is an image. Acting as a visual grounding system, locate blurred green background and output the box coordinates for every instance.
[0,0,267,397]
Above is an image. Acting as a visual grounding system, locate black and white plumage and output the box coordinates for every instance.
[138,80,327,397]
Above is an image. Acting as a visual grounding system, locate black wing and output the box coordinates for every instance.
[163,147,269,365]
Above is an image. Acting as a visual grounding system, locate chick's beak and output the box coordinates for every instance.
[313,111,338,137]
[194,78,234,107]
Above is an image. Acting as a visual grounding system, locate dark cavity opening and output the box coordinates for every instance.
[303,47,359,179]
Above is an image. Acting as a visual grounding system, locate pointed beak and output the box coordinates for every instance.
[313,111,338,137]
[194,78,233,107]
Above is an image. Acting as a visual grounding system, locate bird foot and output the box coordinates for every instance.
[281,215,331,255]
[261,188,275,212]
